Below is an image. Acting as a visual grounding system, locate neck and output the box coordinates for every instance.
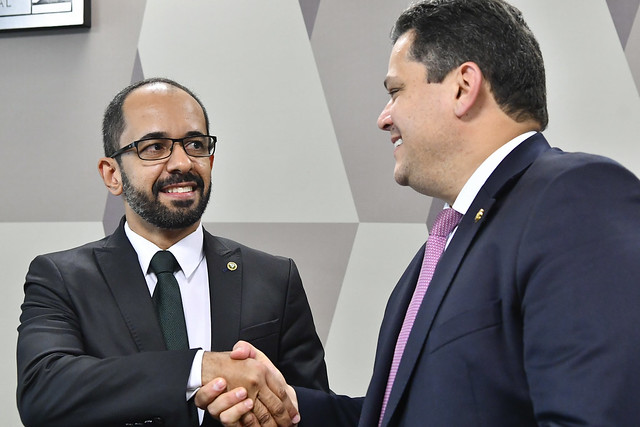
[446,118,539,206]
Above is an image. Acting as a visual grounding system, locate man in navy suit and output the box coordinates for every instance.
[200,0,640,425]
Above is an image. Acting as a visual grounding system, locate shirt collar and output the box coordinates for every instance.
[124,221,205,279]
[451,131,537,215]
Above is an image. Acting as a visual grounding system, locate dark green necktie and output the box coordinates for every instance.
[150,250,189,350]
[150,251,200,426]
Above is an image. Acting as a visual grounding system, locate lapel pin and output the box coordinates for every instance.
[227,261,238,271]
[474,209,485,223]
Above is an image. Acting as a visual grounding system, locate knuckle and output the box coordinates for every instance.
[240,413,258,427]
[257,411,272,425]
[276,386,289,400]
[253,401,273,425]
[247,375,260,389]
[270,400,286,417]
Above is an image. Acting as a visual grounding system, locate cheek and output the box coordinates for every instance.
[197,164,212,184]
[129,165,164,189]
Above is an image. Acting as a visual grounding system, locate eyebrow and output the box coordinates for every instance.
[137,130,206,140]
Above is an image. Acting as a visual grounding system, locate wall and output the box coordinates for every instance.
[1,0,639,424]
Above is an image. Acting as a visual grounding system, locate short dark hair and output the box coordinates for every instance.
[392,0,548,130]
[102,77,210,157]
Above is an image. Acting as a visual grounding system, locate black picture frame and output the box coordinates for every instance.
[0,0,90,32]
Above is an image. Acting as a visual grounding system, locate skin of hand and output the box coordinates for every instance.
[198,349,300,426]
[230,341,300,426]
[196,377,256,426]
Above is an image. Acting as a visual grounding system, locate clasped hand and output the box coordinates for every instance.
[195,341,299,426]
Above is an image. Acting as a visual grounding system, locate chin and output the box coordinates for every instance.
[394,170,410,187]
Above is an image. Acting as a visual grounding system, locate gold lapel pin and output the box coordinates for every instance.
[227,261,238,271]
[474,209,485,223]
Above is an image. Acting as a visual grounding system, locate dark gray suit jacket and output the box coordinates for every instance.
[297,133,640,426]
[17,222,329,427]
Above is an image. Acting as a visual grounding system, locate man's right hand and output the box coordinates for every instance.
[199,349,299,426]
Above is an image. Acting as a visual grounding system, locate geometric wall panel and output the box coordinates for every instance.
[325,223,428,395]
[513,0,640,176]
[138,0,358,223]
[607,0,640,47]
[0,0,146,223]
[311,0,431,224]
[625,5,640,94]
[2,0,640,424]
[0,222,105,427]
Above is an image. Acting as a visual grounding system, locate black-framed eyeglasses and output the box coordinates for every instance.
[110,135,217,161]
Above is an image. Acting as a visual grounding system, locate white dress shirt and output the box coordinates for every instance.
[446,131,537,242]
[125,222,211,420]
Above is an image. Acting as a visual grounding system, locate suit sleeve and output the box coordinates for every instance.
[518,159,640,424]
[17,254,197,427]
[296,387,363,426]
[276,259,330,392]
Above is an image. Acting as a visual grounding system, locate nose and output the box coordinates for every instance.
[165,142,193,173]
[377,101,393,131]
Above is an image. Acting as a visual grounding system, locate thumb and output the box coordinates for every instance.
[230,340,255,360]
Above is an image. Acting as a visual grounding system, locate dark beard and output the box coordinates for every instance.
[121,170,211,230]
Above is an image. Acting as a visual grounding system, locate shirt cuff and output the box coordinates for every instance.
[187,349,204,400]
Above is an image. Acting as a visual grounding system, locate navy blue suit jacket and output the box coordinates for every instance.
[297,133,640,426]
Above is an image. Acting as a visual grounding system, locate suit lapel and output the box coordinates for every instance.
[381,134,551,425]
[94,220,166,352]
[203,232,243,351]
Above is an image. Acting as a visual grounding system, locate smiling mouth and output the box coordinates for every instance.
[394,138,403,148]
[165,186,194,194]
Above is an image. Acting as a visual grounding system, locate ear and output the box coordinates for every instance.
[453,62,483,118]
[98,157,123,196]
[209,154,215,169]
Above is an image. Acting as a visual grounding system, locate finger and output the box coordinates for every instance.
[248,345,287,385]
[263,370,300,424]
[216,392,255,426]
[238,411,261,427]
[194,378,227,409]
[230,340,253,360]
[251,397,279,427]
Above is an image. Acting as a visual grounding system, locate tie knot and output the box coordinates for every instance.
[150,251,180,275]
[430,208,463,237]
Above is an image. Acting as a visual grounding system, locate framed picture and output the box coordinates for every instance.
[0,0,90,31]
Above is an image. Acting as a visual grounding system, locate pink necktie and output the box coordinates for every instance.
[379,208,463,425]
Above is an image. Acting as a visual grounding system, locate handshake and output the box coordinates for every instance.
[197,341,300,427]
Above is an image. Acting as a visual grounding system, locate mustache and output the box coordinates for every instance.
[152,172,205,196]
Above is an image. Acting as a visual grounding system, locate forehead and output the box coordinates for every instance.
[385,32,426,87]
[122,83,206,134]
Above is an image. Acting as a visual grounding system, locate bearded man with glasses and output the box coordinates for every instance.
[16,77,328,427]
